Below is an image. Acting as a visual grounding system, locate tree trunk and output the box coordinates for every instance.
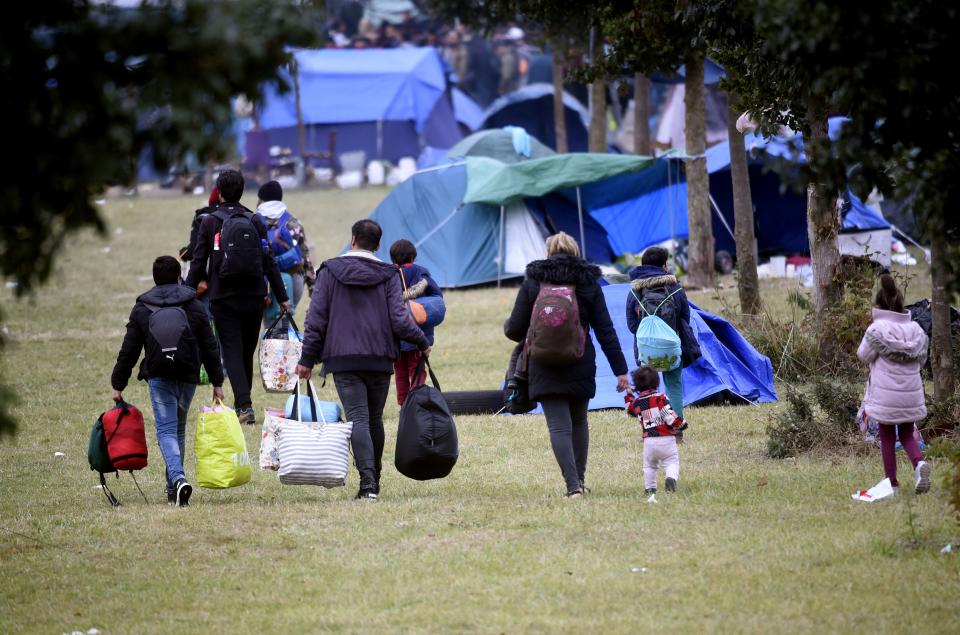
[727,96,761,314]
[931,233,956,400]
[802,103,843,361]
[684,53,713,289]
[551,46,568,154]
[634,72,651,155]
[588,27,606,153]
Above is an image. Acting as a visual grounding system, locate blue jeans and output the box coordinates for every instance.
[662,366,684,420]
[148,378,197,493]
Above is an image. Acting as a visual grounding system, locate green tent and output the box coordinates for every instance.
[447,128,555,164]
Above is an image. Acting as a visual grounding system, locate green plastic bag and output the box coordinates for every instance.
[195,402,252,489]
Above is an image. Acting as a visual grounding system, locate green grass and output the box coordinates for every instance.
[1,189,958,634]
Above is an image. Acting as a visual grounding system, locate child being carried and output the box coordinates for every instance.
[624,366,687,502]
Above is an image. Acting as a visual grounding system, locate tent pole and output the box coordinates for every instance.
[498,205,505,288]
[377,119,383,159]
[292,57,306,159]
[576,186,586,259]
[709,194,736,240]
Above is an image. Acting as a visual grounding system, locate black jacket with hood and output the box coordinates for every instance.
[298,252,429,375]
[111,284,225,391]
[625,264,701,367]
[184,202,289,304]
[504,255,628,400]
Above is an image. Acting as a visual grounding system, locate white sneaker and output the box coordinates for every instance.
[646,493,657,504]
[915,461,932,494]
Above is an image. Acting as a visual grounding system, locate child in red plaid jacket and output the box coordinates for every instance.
[624,366,686,499]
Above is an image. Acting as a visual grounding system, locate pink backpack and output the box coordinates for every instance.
[527,284,585,366]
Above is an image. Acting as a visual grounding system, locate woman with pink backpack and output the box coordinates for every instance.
[504,232,630,498]
[856,273,932,495]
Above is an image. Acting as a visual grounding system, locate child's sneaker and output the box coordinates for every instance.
[645,488,657,504]
[665,477,677,493]
[915,461,932,494]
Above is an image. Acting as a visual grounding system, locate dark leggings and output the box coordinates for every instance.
[540,396,590,493]
[878,423,923,487]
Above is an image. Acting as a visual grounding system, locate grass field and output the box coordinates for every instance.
[1,187,957,634]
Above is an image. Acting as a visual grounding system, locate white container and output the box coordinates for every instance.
[769,256,787,278]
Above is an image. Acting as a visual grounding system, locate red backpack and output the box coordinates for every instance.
[87,402,149,506]
[526,284,586,366]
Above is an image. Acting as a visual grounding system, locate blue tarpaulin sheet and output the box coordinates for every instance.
[259,48,448,131]
[588,284,778,410]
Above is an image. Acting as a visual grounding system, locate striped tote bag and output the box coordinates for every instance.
[276,419,353,487]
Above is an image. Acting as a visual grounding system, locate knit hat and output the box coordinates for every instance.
[207,186,219,206]
[258,180,283,202]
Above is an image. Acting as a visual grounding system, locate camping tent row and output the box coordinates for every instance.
[372,124,891,288]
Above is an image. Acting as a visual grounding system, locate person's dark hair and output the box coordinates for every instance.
[153,255,181,285]
[216,169,245,203]
[257,180,282,202]
[352,219,383,251]
[389,239,417,265]
[631,366,660,392]
[641,246,669,268]
[875,273,905,312]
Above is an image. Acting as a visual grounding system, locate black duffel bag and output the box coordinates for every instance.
[395,357,459,480]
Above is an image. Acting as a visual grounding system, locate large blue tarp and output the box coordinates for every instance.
[588,284,778,410]
[259,48,448,130]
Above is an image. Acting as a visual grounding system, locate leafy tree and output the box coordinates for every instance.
[724,0,959,391]
[0,0,320,436]
[588,0,716,289]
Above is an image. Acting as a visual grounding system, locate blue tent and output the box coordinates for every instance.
[480,84,590,152]
[706,119,891,257]
[256,48,461,165]
[452,87,485,132]
[588,284,778,410]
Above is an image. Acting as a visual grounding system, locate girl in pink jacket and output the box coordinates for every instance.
[856,274,932,494]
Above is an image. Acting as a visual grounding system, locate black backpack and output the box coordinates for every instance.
[395,358,459,480]
[215,209,264,279]
[637,285,680,331]
[143,302,200,378]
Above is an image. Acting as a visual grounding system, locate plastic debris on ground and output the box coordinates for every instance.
[942,544,953,554]
[630,566,649,573]
[852,478,895,502]
[54,451,65,457]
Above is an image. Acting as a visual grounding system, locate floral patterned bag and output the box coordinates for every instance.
[259,314,302,393]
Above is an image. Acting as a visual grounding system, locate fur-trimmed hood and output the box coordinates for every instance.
[864,308,928,363]
[629,264,678,290]
[632,274,678,292]
[525,255,601,286]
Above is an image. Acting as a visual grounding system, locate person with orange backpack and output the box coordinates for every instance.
[111,256,225,506]
[504,232,630,498]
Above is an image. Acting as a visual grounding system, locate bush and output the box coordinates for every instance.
[766,379,863,458]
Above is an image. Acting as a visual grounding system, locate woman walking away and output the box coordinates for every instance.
[504,232,630,498]
[857,274,932,495]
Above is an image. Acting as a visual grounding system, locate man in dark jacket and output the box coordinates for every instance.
[295,219,430,500]
[186,169,289,424]
[625,246,701,419]
[111,256,225,506]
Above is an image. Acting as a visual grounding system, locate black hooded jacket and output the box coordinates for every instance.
[504,255,628,400]
[111,284,225,391]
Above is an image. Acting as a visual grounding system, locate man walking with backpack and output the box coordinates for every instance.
[626,247,701,420]
[295,219,431,500]
[255,180,315,325]
[186,169,290,425]
[111,256,225,506]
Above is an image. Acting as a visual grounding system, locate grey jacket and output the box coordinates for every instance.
[298,252,429,375]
